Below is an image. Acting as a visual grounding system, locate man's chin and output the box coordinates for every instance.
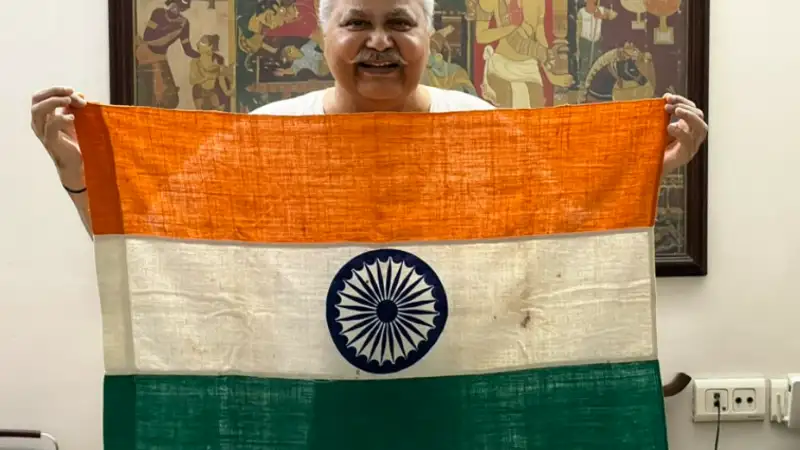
[355,83,406,102]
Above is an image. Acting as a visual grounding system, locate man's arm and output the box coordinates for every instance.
[59,169,92,237]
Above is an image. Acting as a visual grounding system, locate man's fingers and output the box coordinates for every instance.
[62,95,88,118]
[31,96,72,137]
[667,121,696,159]
[665,102,703,119]
[69,92,87,108]
[31,86,74,105]
[43,114,75,151]
[675,106,708,136]
[663,93,697,109]
[32,96,72,118]
[665,107,706,167]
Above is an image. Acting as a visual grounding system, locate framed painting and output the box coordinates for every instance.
[108,0,709,276]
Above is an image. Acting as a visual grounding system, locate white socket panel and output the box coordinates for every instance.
[692,377,768,422]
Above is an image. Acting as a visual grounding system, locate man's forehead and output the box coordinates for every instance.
[343,6,415,17]
[333,0,425,17]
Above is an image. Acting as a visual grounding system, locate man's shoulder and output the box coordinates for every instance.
[249,90,325,116]
[428,87,496,112]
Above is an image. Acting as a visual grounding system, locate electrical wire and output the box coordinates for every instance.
[713,394,721,450]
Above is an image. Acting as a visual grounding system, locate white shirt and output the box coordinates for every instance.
[250,86,496,116]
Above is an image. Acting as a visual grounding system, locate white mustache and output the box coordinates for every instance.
[351,50,407,65]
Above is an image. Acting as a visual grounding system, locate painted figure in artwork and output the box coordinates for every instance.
[189,34,235,111]
[577,42,655,103]
[238,0,301,57]
[575,0,617,86]
[475,0,573,108]
[135,0,200,108]
[272,29,330,77]
[422,25,477,95]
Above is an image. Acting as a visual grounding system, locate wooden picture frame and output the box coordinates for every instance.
[655,0,709,277]
[108,0,709,277]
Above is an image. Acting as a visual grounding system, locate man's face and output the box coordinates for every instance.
[322,0,430,104]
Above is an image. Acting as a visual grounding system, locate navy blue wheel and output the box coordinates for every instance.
[326,249,449,374]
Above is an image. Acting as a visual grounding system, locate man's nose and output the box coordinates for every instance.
[366,28,393,52]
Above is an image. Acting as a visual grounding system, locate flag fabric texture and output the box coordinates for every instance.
[75,99,669,450]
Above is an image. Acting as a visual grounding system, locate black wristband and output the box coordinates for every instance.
[63,184,87,194]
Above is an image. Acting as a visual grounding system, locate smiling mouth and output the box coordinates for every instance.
[357,62,401,74]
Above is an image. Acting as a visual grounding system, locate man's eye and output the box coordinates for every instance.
[390,20,413,30]
[345,20,369,28]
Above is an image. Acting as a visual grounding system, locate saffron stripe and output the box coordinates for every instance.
[75,100,666,243]
[104,360,667,450]
[96,229,656,378]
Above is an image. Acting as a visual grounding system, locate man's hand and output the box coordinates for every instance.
[662,93,708,174]
[30,86,87,188]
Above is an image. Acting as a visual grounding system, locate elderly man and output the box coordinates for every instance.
[30,0,707,236]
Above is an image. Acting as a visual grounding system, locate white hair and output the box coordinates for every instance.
[317,0,435,31]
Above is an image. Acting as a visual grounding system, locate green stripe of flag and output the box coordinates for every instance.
[105,360,667,450]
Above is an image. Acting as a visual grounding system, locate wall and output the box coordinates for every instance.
[657,1,800,448]
[0,1,797,449]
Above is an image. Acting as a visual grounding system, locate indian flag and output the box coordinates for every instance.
[74,99,669,450]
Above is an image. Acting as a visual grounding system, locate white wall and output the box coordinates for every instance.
[1,1,108,450]
[1,1,798,449]
[657,1,800,448]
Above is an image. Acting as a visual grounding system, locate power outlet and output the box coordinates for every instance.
[705,389,729,413]
[692,377,767,422]
[732,388,757,412]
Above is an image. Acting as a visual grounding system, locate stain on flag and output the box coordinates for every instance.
[75,99,669,450]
